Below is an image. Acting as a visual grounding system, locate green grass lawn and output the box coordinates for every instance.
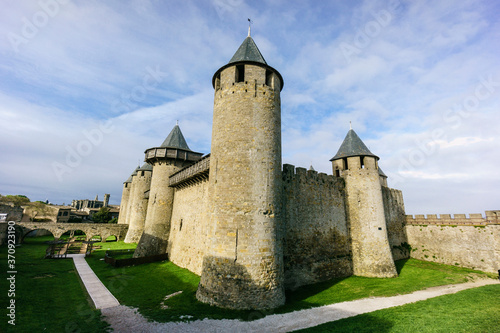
[85,240,496,323]
[1,236,497,332]
[0,236,110,333]
[296,284,500,333]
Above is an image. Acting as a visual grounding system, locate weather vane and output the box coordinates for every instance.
[248,18,252,37]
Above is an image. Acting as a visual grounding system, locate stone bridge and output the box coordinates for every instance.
[13,222,129,243]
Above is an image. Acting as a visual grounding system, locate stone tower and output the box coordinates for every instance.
[330,128,397,278]
[196,32,285,309]
[124,166,140,225]
[103,193,110,207]
[124,163,152,243]
[134,124,203,257]
[117,173,133,224]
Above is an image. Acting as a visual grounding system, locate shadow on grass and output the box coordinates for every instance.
[395,258,410,274]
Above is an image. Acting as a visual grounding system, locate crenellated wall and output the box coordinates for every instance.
[282,164,352,289]
[168,179,210,275]
[406,211,499,226]
[405,211,499,273]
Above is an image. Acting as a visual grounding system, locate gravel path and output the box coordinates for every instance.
[101,279,499,333]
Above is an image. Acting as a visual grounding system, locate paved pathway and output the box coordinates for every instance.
[101,278,499,332]
[67,254,120,309]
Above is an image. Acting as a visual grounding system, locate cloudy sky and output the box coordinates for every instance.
[1,0,499,215]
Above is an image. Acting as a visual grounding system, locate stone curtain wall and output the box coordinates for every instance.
[382,187,409,261]
[406,211,500,273]
[282,164,352,289]
[168,179,210,275]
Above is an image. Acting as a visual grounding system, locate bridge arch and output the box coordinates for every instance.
[15,222,129,244]
[21,228,55,243]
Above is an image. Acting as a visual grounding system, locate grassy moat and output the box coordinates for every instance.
[1,236,498,332]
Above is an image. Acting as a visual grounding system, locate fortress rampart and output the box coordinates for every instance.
[405,211,499,273]
[406,211,499,226]
[282,164,352,289]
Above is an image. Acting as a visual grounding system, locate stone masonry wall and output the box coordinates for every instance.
[282,164,352,289]
[0,204,24,222]
[382,187,409,261]
[406,211,499,273]
[168,179,210,275]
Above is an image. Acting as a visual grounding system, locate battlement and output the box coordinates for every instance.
[169,154,210,188]
[282,164,341,186]
[406,211,500,226]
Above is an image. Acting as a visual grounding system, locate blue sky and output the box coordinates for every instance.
[0,0,499,215]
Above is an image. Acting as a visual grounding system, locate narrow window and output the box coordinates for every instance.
[179,219,183,231]
[361,156,365,169]
[335,168,340,177]
[236,65,244,83]
[265,69,273,88]
[215,73,221,91]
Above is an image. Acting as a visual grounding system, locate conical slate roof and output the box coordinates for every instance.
[131,166,140,177]
[124,175,133,183]
[378,167,387,178]
[330,129,379,161]
[228,36,267,65]
[160,124,191,151]
[138,163,153,171]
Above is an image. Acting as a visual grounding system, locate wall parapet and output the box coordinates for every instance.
[169,154,210,188]
[406,210,499,226]
[282,164,341,186]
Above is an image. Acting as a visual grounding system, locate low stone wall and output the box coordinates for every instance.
[406,217,499,274]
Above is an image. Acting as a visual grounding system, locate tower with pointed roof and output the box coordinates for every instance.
[124,162,152,243]
[330,128,398,278]
[196,32,285,309]
[134,124,203,257]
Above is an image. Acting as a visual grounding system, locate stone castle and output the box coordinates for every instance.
[117,32,499,310]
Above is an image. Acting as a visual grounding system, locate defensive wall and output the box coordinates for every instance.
[168,178,210,275]
[159,161,412,289]
[405,211,499,273]
[282,164,352,289]
[382,187,408,261]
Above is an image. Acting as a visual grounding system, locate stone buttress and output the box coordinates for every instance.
[330,129,398,278]
[134,124,202,257]
[124,163,152,243]
[196,34,286,309]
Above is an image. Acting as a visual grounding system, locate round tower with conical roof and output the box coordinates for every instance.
[330,128,397,278]
[124,163,152,243]
[196,32,285,310]
[134,124,203,257]
[117,172,134,224]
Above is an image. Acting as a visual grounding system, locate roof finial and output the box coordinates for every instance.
[349,121,352,130]
[248,18,252,37]
[176,119,179,126]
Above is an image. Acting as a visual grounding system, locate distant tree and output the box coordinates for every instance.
[0,194,30,206]
[108,217,118,224]
[92,207,111,223]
